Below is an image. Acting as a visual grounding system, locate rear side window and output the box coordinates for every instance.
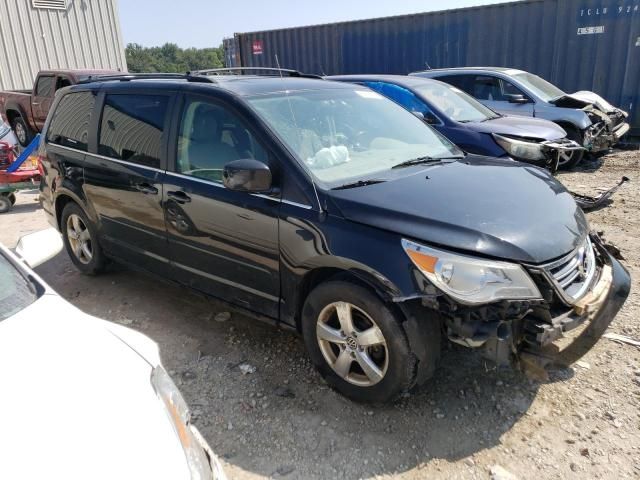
[35,76,55,97]
[471,76,504,101]
[98,94,168,169]
[46,91,96,151]
[438,75,473,93]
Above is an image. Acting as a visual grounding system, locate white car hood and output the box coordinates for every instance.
[0,294,191,480]
[568,91,624,115]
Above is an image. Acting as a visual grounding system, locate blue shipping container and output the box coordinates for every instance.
[225,0,640,137]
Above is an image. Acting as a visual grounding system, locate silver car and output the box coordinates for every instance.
[412,67,630,168]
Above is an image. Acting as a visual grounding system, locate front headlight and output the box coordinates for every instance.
[402,239,541,305]
[151,366,226,480]
[493,133,547,161]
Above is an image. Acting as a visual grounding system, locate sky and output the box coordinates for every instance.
[118,0,516,48]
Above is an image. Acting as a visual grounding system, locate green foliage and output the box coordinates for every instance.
[125,43,224,73]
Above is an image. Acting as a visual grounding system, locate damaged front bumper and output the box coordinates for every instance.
[540,138,585,173]
[584,109,630,153]
[439,235,630,379]
[518,244,630,378]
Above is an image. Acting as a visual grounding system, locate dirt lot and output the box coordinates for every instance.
[2,151,639,480]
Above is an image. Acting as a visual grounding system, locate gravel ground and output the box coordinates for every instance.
[1,151,639,480]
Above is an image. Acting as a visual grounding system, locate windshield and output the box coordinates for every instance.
[246,88,463,186]
[512,72,565,102]
[415,82,499,123]
[0,253,39,321]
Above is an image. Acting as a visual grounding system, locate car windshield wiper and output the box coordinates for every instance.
[392,156,464,169]
[331,179,387,190]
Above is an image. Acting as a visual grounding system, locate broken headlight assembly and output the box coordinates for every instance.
[493,133,547,161]
[402,239,542,305]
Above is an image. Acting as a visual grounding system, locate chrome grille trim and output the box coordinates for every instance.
[536,237,597,305]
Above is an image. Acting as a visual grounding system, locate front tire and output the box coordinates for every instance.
[301,281,418,403]
[61,203,105,275]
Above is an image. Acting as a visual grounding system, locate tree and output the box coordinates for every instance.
[125,43,224,73]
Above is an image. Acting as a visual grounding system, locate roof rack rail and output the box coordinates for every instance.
[78,73,215,84]
[189,67,322,79]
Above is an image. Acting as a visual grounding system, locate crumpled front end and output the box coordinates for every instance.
[583,105,630,152]
[551,92,630,152]
[492,133,584,172]
[435,233,630,379]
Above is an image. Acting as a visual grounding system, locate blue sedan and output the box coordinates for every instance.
[328,75,583,171]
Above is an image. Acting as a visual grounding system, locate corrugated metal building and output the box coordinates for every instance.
[0,0,127,91]
[224,0,640,137]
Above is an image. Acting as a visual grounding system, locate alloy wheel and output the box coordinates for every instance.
[66,214,93,264]
[14,122,26,145]
[316,301,389,387]
[557,149,575,167]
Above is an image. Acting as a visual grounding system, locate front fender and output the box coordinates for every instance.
[278,205,429,326]
[535,104,592,131]
[4,100,32,128]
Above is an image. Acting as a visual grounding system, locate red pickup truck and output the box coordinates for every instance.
[0,69,118,146]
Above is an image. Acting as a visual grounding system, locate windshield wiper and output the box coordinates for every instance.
[331,179,387,190]
[392,156,464,169]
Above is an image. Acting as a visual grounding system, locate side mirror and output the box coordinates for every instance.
[223,159,272,193]
[506,94,529,104]
[15,228,63,268]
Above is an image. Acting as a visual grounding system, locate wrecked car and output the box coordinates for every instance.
[412,67,630,168]
[39,71,630,403]
[328,74,583,171]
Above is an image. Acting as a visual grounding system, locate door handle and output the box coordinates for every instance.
[167,190,192,203]
[135,182,158,195]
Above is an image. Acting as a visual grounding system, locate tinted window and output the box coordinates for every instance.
[176,99,268,183]
[438,75,473,93]
[56,77,72,89]
[35,76,55,97]
[0,254,38,321]
[99,94,168,169]
[501,79,524,96]
[46,91,96,151]
[471,76,504,101]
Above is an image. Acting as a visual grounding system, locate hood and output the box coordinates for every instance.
[327,156,588,264]
[0,295,191,480]
[466,115,567,141]
[551,91,627,116]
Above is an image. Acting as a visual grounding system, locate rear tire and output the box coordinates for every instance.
[301,280,421,403]
[61,202,106,275]
[11,116,32,147]
[0,195,11,213]
[557,126,585,170]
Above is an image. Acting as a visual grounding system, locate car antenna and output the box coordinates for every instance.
[275,53,324,213]
[424,61,432,70]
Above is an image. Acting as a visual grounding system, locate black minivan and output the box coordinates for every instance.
[39,71,630,403]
